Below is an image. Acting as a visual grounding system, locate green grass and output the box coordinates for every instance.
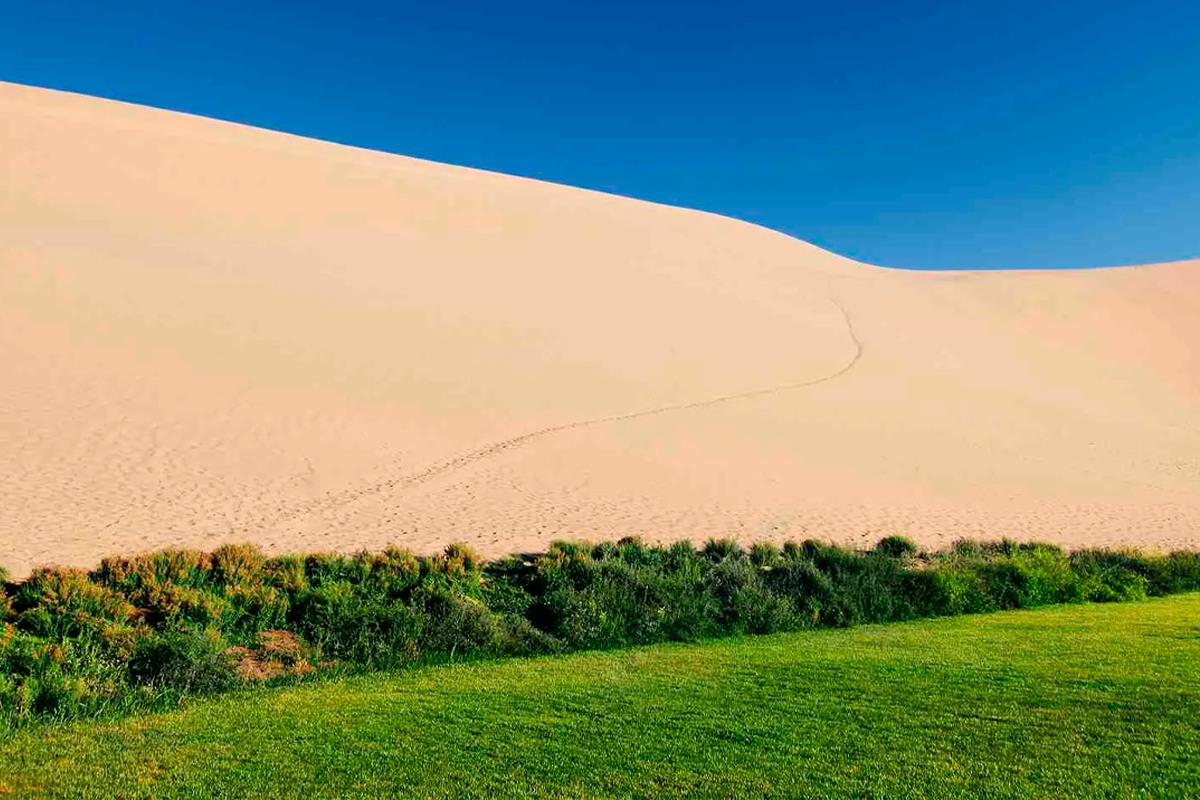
[2,595,1198,799]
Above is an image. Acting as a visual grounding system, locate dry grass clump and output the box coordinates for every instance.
[228,630,315,682]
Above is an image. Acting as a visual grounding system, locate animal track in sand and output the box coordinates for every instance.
[244,275,863,534]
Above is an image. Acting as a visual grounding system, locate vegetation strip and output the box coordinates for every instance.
[2,535,1199,727]
[2,596,1198,798]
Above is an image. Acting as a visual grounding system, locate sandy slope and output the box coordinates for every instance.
[2,81,1197,574]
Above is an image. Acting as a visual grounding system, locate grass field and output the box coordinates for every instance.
[2,594,1197,799]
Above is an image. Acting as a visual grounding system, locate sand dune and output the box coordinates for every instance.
[1,81,1197,574]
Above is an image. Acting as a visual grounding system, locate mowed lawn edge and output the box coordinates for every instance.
[2,593,1198,799]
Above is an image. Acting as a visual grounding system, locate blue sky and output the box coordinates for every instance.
[4,0,1198,269]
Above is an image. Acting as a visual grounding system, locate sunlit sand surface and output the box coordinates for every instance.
[2,81,1197,574]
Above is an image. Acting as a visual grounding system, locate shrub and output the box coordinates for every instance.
[415,591,497,658]
[11,568,137,641]
[1069,550,1150,602]
[664,540,699,570]
[840,554,921,623]
[481,558,536,617]
[749,543,781,567]
[441,543,484,577]
[950,539,984,559]
[134,583,230,630]
[762,558,835,625]
[496,616,563,656]
[899,569,946,617]
[526,545,595,603]
[702,538,744,562]
[527,554,714,649]
[93,549,212,594]
[977,546,1081,608]
[706,558,794,634]
[874,536,918,559]
[1143,551,1200,596]
[263,555,308,593]
[536,562,644,648]
[614,537,657,568]
[128,629,238,694]
[303,553,370,589]
[223,584,290,637]
[546,540,593,566]
[371,547,422,593]
[1083,569,1148,603]
[934,568,998,615]
[290,582,421,667]
[0,631,129,724]
[210,544,266,587]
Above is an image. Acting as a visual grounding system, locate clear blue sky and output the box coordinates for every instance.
[4,0,1198,269]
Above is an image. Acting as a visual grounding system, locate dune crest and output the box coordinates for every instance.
[1,81,1197,574]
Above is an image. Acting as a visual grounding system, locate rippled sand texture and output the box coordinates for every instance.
[2,81,1197,574]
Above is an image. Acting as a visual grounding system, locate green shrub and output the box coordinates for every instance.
[707,558,794,634]
[128,629,238,694]
[535,562,641,648]
[1069,551,1149,602]
[415,591,496,658]
[137,583,231,630]
[614,537,658,568]
[1083,570,1148,603]
[1144,552,1200,596]
[447,542,483,568]
[833,554,917,623]
[525,544,595,605]
[290,582,421,667]
[0,631,130,724]
[703,538,744,562]
[933,568,997,615]
[223,584,289,637]
[481,558,536,617]
[93,549,212,594]
[371,547,422,593]
[874,536,918,559]
[263,555,308,593]
[535,556,716,649]
[210,544,266,587]
[898,569,947,617]
[496,616,563,656]
[980,546,1082,608]
[303,553,370,589]
[665,540,699,571]
[749,543,781,567]
[950,539,985,559]
[762,558,835,625]
[11,568,137,641]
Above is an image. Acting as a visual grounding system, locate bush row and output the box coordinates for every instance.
[2,537,1198,726]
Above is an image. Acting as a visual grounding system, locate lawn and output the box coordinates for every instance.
[2,594,1197,799]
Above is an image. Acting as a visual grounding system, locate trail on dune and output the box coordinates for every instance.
[250,275,863,532]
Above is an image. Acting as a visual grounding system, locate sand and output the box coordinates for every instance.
[2,81,1197,575]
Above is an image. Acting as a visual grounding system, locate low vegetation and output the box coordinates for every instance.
[2,536,1198,727]
[2,595,1197,798]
